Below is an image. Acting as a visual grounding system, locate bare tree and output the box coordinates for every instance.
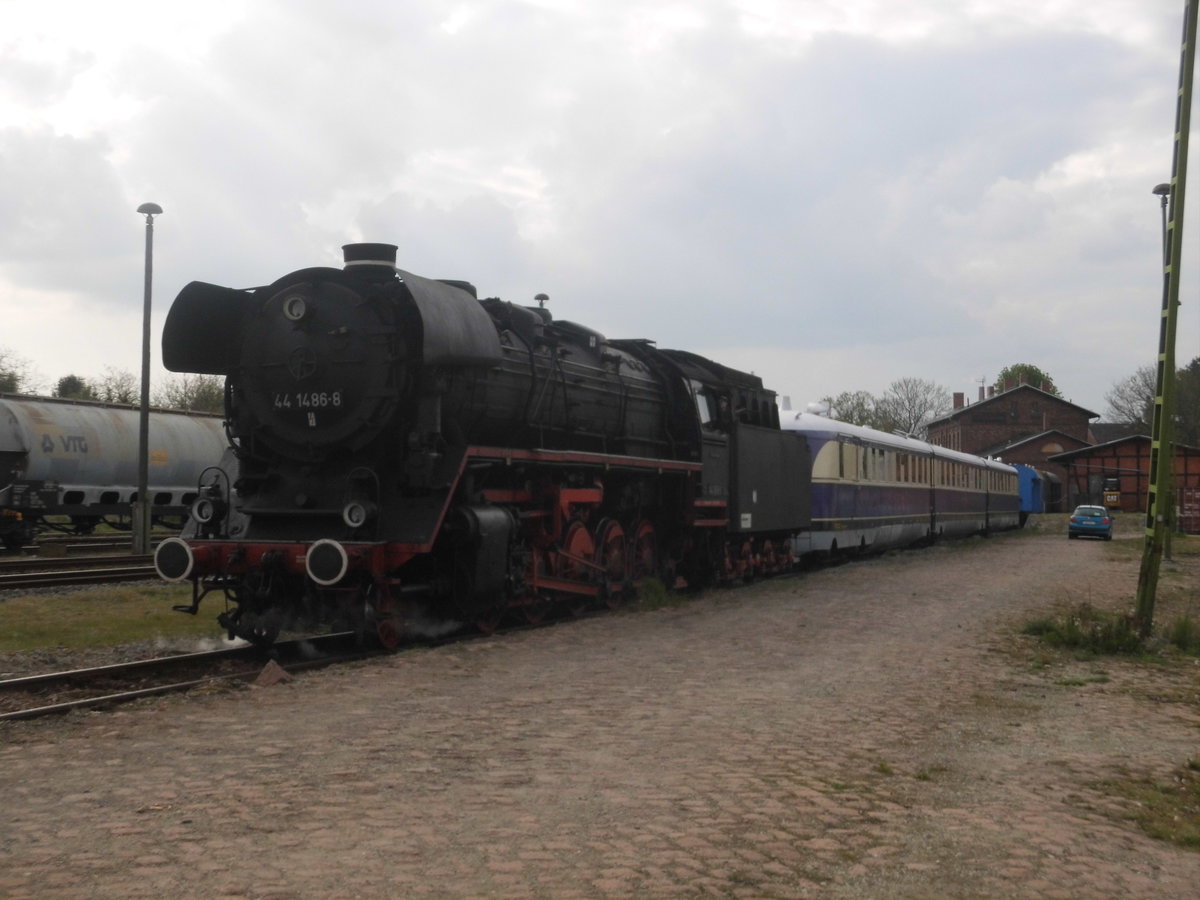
[93,368,140,405]
[1104,364,1156,429]
[1103,358,1200,446]
[155,374,225,413]
[876,377,951,438]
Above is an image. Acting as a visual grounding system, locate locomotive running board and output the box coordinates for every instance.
[466,445,702,473]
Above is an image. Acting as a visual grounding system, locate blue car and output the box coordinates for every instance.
[1068,505,1113,540]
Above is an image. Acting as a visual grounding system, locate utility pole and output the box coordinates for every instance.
[1134,0,1196,637]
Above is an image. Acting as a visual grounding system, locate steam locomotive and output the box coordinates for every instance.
[154,243,1018,646]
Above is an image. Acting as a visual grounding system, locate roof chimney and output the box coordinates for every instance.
[953,392,965,409]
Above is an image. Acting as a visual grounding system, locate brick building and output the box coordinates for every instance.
[927,385,1096,454]
[926,385,1098,511]
[1048,436,1200,519]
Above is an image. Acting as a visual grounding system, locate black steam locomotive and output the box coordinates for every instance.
[155,244,811,645]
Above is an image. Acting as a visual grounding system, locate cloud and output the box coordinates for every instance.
[0,0,1192,416]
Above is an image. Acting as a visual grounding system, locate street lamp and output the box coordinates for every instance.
[134,202,162,555]
[1153,183,1170,264]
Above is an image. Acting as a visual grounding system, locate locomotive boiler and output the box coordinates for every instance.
[155,243,811,645]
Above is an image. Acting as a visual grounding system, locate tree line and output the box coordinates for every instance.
[815,365,1060,439]
[0,347,224,413]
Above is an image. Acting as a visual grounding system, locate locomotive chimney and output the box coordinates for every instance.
[342,243,398,272]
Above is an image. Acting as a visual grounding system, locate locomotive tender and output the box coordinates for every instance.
[0,395,228,549]
[154,243,1018,646]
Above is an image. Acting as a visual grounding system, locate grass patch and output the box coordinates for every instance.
[1101,761,1200,849]
[0,583,224,653]
[1023,604,1200,659]
[1021,604,1144,655]
[1166,615,1200,654]
[1055,672,1111,687]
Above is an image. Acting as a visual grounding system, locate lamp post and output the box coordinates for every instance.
[1153,183,1170,263]
[134,202,162,555]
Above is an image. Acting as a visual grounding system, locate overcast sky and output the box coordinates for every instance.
[1,0,1196,419]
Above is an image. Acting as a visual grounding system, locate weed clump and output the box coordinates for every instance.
[633,578,676,611]
[1023,604,1200,657]
[1103,760,1200,849]
[1166,615,1199,654]
[1021,603,1143,655]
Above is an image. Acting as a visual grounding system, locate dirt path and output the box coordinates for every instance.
[1,531,1197,898]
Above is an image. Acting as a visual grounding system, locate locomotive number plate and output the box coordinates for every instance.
[273,391,344,410]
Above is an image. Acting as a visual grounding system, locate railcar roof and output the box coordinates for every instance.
[782,412,1015,473]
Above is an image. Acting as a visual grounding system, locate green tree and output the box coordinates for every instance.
[54,374,98,401]
[0,347,32,394]
[994,363,1060,397]
[821,390,877,427]
[1177,358,1200,448]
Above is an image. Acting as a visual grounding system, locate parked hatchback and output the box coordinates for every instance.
[1068,505,1113,540]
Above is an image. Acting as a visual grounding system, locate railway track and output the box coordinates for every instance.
[0,632,372,721]
[0,554,157,590]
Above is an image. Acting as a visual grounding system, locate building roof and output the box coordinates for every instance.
[928,384,1099,428]
[1048,434,1200,462]
[1089,422,1141,444]
[979,429,1089,460]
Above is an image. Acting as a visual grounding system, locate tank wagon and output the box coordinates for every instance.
[0,395,229,549]
[154,243,813,646]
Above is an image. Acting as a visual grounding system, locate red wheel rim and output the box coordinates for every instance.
[631,520,657,581]
[372,587,404,649]
[594,519,627,609]
[557,521,596,580]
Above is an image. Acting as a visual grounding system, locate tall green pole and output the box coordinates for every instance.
[1134,0,1197,637]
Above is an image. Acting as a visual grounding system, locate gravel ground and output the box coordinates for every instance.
[1,527,1198,898]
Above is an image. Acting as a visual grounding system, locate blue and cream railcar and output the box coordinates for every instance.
[781,413,1020,556]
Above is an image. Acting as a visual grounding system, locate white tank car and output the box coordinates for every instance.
[0,394,229,548]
